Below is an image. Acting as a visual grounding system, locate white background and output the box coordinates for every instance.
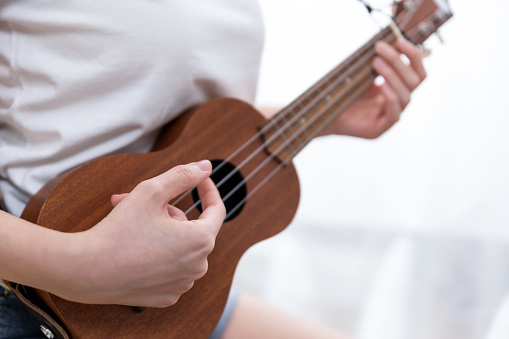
[232,1,509,338]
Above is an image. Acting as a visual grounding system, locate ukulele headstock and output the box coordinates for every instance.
[392,0,453,44]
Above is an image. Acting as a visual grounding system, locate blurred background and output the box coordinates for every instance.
[231,1,509,338]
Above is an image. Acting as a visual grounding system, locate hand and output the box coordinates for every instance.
[322,38,427,139]
[48,160,226,307]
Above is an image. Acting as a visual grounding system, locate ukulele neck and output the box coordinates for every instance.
[259,2,452,164]
[259,25,396,164]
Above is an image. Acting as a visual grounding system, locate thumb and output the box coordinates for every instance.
[137,160,213,206]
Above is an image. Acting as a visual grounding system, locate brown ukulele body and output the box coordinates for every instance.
[19,1,453,335]
[21,98,301,338]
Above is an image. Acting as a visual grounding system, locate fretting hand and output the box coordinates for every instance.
[322,38,427,139]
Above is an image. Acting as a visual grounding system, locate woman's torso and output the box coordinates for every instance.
[0,0,264,216]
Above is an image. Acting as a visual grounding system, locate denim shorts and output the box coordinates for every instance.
[0,285,44,339]
[0,285,237,339]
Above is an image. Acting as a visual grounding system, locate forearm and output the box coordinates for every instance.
[0,162,224,307]
[0,210,76,291]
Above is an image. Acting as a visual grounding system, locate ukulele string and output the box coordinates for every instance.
[184,54,381,217]
[181,29,388,216]
[180,11,420,216]
[357,0,402,14]
[172,33,382,209]
[222,26,430,220]
[172,6,415,211]
[219,15,437,220]
[226,35,431,220]
[184,24,415,217]
[171,26,388,211]
[223,70,379,221]
[357,0,393,29]
[357,0,429,45]
[170,8,408,209]
[189,14,439,223]
[216,63,381,216]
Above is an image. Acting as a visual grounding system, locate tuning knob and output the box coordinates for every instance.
[435,30,445,44]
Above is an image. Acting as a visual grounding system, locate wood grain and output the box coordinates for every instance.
[21,98,301,338]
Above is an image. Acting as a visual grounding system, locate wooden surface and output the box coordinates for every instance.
[21,98,301,338]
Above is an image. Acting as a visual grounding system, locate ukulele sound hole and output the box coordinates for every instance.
[192,160,247,222]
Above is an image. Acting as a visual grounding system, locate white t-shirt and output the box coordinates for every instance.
[0,0,265,216]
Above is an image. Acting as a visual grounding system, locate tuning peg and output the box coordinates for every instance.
[418,44,432,58]
[435,30,445,44]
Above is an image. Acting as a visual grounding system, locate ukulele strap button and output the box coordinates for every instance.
[40,324,55,339]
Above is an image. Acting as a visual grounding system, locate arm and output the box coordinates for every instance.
[0,160,226,307]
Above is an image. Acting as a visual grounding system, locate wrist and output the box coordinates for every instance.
[0,212,77,292]
[40,228,110,303]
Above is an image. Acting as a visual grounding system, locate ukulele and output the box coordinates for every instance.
[19,1,453,338]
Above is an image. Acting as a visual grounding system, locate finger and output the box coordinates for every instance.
[373,57,411,109]
[374,41,422,91]
[396,38,427,80]
[136,160,212,207]
[167,205,188,222]
[111,193,129,207]
[193,177,226,237]
[378,82,402,130]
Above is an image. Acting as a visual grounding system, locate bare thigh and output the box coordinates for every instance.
[221,293,353,339]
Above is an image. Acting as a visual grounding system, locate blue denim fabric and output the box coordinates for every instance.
[208,289,238,339]
[0,285,237,339]
[0,286,45,339]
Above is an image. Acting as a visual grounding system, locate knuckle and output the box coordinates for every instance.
[201,234,217,254]
[138,179,163,196]
[219,203,227,219]
[409,76,421,90]
[192,231,216,255]
[364,132,380,140]
[374,95,385,107]
[386,90,398,103]
[156,295,180,308]
[185,281,195,292]
[402,93,411,107]
[196,260,209,279]
[176,281,195,294]
[172,165,195,184]
[409,80,419,91]
[388,53,399,64]
[137,179,152,191]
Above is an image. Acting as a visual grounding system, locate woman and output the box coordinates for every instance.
[0,1,426,338]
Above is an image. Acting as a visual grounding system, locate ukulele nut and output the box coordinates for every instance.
[40,324,55,339]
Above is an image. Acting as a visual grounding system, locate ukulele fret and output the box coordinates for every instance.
[20,2,452,338]
[260,25,394,164]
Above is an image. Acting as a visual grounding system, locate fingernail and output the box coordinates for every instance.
[190,160,212,172]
